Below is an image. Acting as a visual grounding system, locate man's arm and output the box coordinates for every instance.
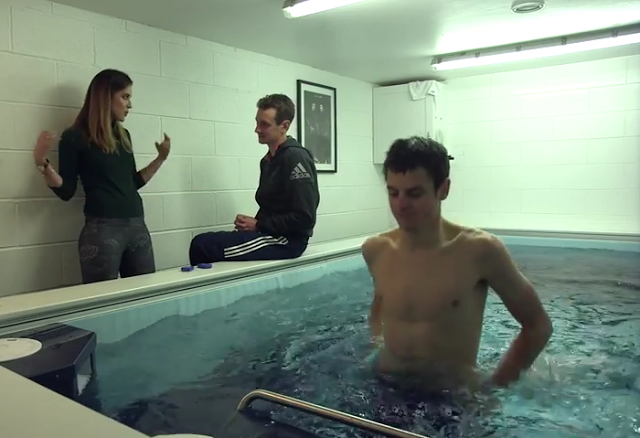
[480,233,553,387]
[362,236,384,339]
[256,152,319,236]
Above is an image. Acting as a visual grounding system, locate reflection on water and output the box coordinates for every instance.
[78,245,640,438]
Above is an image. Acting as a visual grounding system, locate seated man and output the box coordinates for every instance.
[364,136,553,394]
[189,94,320,264]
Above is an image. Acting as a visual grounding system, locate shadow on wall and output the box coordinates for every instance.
[41,84,82,137]
[38,85,86,288]
[54,83,87,111]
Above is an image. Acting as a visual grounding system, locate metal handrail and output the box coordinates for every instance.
[237,389,429,438]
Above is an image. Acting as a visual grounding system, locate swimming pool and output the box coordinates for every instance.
[58,238,640,438]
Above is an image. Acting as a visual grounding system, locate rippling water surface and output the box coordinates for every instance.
[78,245,640,438]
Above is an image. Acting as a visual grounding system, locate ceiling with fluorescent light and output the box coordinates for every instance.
[51,0,640,84]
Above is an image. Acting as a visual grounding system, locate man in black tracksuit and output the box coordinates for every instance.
[189,94,320,264]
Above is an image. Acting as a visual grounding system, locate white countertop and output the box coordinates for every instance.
[0,365,149,438]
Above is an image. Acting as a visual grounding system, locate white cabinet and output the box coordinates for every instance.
[372,83,444,164]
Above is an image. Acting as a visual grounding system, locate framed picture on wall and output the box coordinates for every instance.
[296,80,337,173]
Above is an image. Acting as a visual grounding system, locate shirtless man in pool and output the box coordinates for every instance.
[363,136,553,393]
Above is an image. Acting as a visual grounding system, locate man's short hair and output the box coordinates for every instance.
[383,136,454,190]
[256,94,295,125]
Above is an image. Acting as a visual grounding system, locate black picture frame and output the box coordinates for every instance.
[296,80,337,173]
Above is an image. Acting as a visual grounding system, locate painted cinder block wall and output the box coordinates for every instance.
[441,55,640,235]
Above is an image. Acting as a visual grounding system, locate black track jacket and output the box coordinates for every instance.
[255,136,320,239]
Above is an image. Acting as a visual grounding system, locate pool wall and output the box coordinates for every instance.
[67,254,365,344]
[490,229,640,252]
[0,231,638,438]
[22,230,640,345]
[0,236,368,331]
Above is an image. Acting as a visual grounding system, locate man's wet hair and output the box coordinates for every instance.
[382,136,454,190]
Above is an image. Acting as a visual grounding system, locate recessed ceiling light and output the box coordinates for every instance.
[511,0,545,14]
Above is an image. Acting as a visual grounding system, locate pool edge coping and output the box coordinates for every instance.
[2,230,638,330]
[0,236,368,329]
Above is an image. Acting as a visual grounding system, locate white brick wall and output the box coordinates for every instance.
[0,0,387,296]
[442,55,640,235]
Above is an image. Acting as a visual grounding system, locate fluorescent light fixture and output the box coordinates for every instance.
[432,28,640,71]
[283,0,368,18]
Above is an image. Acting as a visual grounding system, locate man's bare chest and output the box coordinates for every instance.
[375,254,483,322]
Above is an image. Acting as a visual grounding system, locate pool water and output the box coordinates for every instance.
[77,245,640,438]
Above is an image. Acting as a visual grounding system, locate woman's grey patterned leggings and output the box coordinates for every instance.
[78,217,156,284]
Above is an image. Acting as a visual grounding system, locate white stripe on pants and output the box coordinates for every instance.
[223,235,289,258]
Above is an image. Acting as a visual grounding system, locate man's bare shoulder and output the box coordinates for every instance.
[361,230,397,264]
[458,228,511,265]
[443,221,483,242]
[444,222,505,255]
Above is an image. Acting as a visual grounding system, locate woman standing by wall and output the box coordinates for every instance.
[32,69,171,284]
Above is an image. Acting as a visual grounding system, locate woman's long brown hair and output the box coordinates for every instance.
[74,69,133,153]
